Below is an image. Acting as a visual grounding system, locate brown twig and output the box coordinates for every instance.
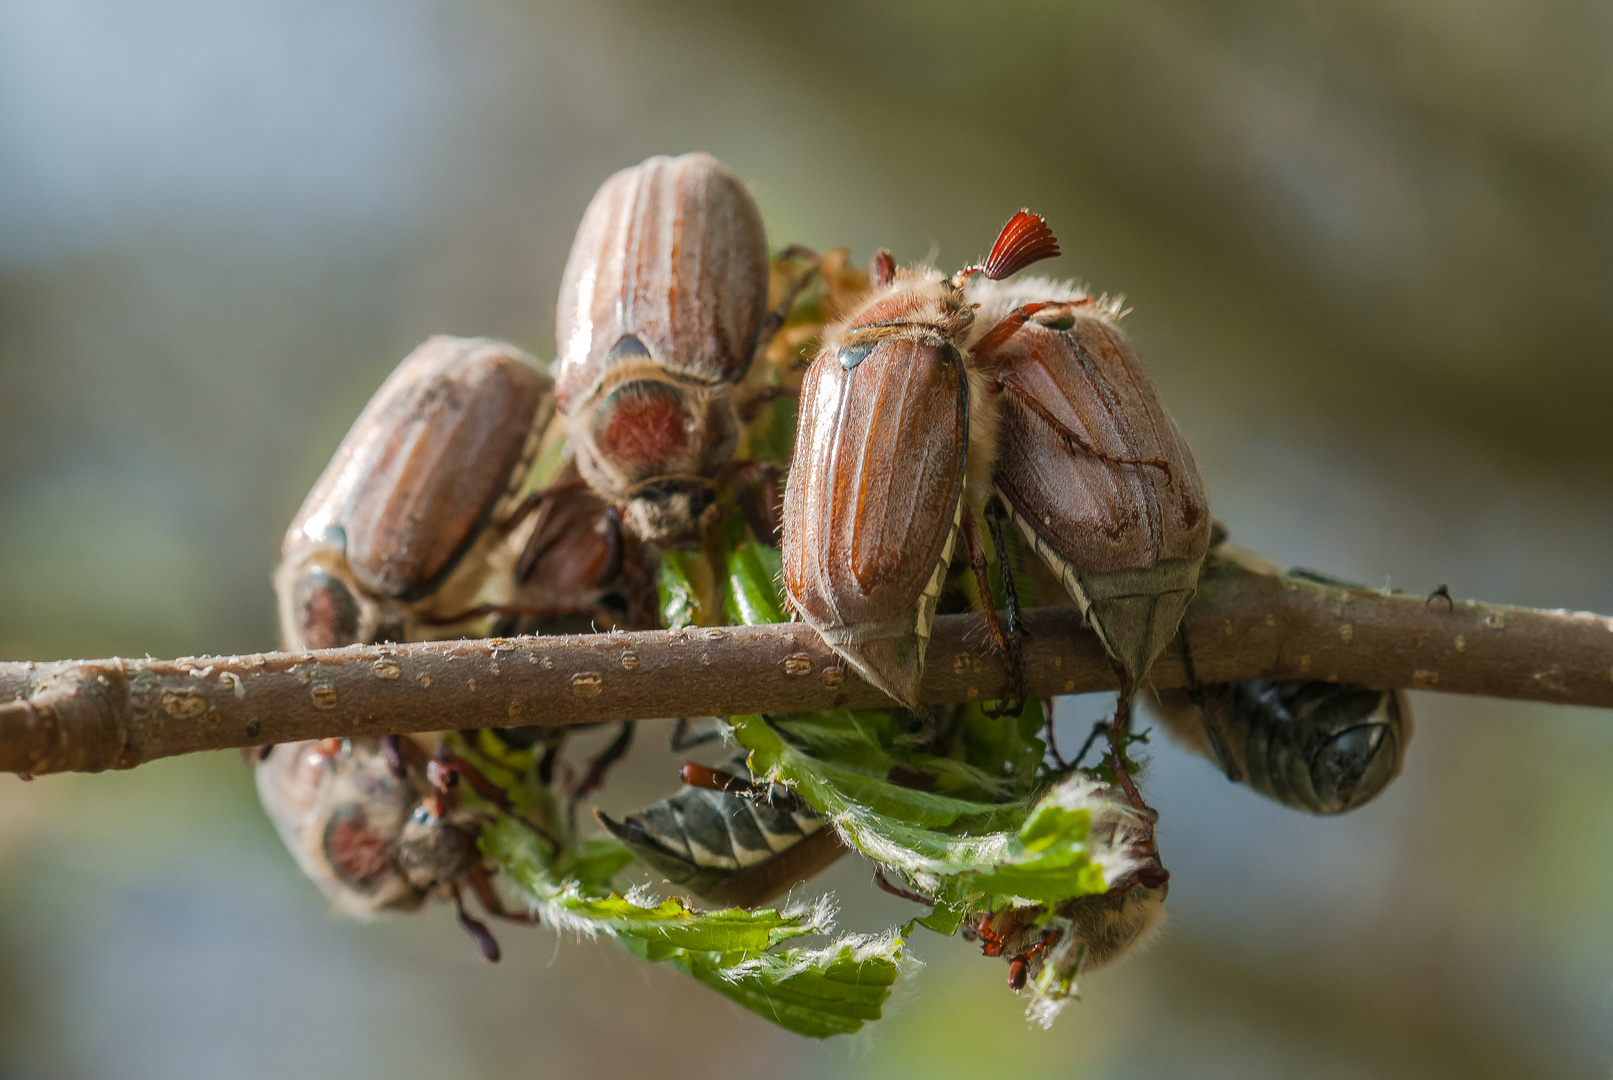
[2,556,1610,777]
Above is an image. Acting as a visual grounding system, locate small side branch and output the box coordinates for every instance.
[1,558,1610,776]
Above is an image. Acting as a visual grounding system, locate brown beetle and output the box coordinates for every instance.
[256,735,540,961]
[555,153,813,547]
[782,213,1074,711]
[967,279,1210,714]
[275,335,555,651]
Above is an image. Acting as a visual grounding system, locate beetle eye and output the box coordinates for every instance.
[838,343,874,371]
[293,568,362,650]
[322,804,394,893]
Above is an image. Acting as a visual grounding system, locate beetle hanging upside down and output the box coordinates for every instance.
[255,735,541,962]
[275,335,557,652]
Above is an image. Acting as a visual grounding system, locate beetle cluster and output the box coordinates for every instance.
[254,152,1414,1023]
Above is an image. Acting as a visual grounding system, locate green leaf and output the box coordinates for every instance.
[733,714,1121,911]
[658,550,702,630]
[480,815,903,1037]
[726,540,786,626]
[673,935,902,1039]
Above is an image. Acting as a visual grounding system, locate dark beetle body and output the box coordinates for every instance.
[1153,680,1413,815]
[1150,553,1415,814]
[968,279,1210,690]
[276,336,555,650]
[555,154,771,546]
[596,766,845,907]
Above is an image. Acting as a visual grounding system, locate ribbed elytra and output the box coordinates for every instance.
[555,153,812,547]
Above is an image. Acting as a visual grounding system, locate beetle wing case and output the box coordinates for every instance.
[283,336,555,603]
[783,334,969,711]
[555,153,769,407]
[971,279,1211,684]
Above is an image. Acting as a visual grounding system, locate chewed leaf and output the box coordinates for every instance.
[480,815,903,1037]
[673,934,905,1039]
[734,714,1125,910]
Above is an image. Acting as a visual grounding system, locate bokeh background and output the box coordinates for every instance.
[3,1,1612,1077]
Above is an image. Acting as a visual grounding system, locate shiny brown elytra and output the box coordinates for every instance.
[556,153,802,547]
[968,279,1211,697]
[275,335,555,651]
[782,212,1062,711]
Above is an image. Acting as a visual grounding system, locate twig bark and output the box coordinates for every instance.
[2,556,1610,777]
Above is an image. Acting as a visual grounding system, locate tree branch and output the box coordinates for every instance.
[2,556,1610,777]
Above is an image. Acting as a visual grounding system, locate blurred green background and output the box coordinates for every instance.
[3,0,1612,1076]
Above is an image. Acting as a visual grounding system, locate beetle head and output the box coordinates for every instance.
[619,478,719,549]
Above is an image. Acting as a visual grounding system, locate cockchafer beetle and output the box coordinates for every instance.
[255,734,540,962]
[1148,553,1414,815]
[275,335,555,651]
[1150,679,1413,815]
[555,153,817,548]
[784,211,1153,713]
[965,277,1210,724]
[595,757,847,908]
[962,782,1168,1001]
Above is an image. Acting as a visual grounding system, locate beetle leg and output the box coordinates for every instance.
[450,883,502,963]
[995,377,1172,480]
[503,477,590,542]
[669,715,725,751]
[730,460,783,546]
[1178,630,1244,784]
[983,497,1029,719]
[569,721,636,806]
[737,383,802,423]
[1070,720,1109,770]
[873,866,935,907]
[593,506,626,589]
[416,601,596,627]
[1106,696,1151,815]
[380,733,407,779]
[753,249,823,358]
[466,862,541,926]
[963,513,1025,714]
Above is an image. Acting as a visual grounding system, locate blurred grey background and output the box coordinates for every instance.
[2,1,1612,1077]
